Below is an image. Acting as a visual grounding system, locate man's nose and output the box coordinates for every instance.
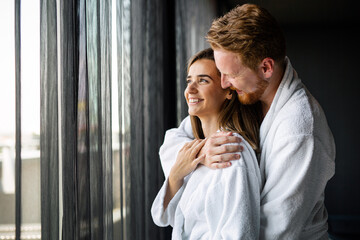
[221,74,231,89]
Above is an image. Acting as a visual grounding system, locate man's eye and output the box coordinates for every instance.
[186,79,192,84]
[199,79,208,83]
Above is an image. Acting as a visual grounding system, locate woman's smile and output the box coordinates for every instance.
[188,98,204,104]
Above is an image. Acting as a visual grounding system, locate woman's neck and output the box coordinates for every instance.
[198,115,219,138]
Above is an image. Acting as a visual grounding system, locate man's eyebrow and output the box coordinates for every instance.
[186,74,213,80]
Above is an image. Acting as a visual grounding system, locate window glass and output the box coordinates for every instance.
[20,0,41,239]
[0,0,16,238]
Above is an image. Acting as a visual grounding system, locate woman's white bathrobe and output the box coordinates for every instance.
[151,134,261,239]
[158,57,336,239]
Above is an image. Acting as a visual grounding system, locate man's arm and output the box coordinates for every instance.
[260,133,335,239]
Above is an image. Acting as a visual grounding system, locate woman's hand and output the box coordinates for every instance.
[164,139,205,209]
[169,139,206,183]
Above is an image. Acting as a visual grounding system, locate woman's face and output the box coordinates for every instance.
[184,59,231,118]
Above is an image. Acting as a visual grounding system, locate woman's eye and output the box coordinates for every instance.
[199,79,208,83]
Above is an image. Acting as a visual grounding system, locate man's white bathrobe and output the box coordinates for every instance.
[157,57,336,239]
[151,134,261,239]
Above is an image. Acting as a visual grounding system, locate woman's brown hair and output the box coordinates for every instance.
[187,48,261,152]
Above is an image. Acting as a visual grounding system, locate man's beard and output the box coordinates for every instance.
[237,79,268,105]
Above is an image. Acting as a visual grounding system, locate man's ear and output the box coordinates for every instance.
[261,58,274,79]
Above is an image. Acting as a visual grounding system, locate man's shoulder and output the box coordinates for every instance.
[275,93,314,136]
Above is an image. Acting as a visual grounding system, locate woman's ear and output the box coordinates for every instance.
[226,91,233,100]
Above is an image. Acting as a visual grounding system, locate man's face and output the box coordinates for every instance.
[214,49,268,105]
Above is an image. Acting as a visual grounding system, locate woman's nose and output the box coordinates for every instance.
[186,82,198,93]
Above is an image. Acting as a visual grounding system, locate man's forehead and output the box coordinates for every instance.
[214,50,241,73]
[214,49,239,59]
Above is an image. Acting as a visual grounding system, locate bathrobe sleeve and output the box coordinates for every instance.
[151,177,185,227]
[206,164,260,240]
[159,116,194,178]
[260,132,335,239]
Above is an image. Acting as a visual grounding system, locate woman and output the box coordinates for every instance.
[151,48,262,239]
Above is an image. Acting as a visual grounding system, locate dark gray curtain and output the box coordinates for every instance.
[40,0,113,239]
[115,0,130,239]
[59,0,113,239]
[59,0,78,238]
[40,0,59,239]
[14,0,22,239]
[38,0,218,239]
[39,0,177,239]
[128,0,174,239]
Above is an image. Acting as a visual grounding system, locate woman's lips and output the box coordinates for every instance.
[188,98,204,104]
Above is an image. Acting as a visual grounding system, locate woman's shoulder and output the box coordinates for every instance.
[221,132,260,178]
[226,132,257,160]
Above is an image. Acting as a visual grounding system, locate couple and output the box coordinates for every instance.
[152,3,335,239]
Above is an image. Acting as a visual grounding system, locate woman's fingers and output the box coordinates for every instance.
[193,154,205,165]
[178,139,205,164]
[180,139,200,153]
[190,139,206,156]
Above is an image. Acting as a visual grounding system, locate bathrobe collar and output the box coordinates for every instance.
[259,57,302,147]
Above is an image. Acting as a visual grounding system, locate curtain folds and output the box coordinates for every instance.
[40,0,59,239]
[59,0,78,239]
[14,0,22,239]
[40,0,115,239]
[38,0,192,239]
[58,0,113,239]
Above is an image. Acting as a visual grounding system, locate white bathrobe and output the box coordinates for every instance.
[151,133,261,239]
[158,57,336,239]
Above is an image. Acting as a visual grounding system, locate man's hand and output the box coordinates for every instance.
[200,131,243,169]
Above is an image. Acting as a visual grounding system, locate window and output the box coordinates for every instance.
[0,0,184,239]
[0,0,41,239]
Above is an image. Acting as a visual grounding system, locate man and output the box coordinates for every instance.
[160,3,335,239]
